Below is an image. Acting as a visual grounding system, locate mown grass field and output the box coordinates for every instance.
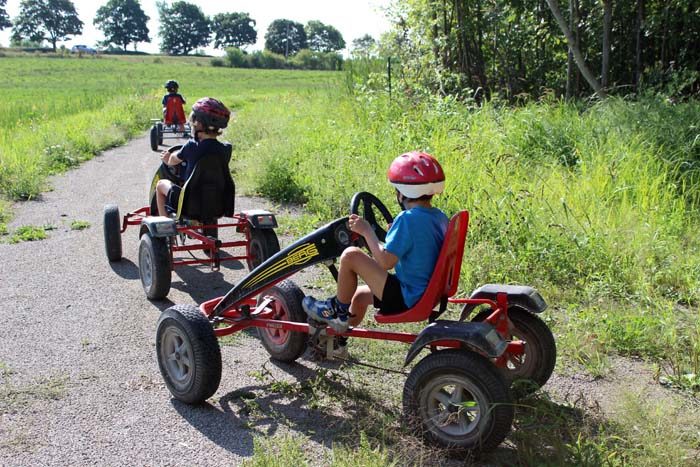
[2,53,700,465]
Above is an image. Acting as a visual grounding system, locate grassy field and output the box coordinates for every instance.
[2,53,700,465]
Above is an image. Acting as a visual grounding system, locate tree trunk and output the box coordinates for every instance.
[602,0,612,89]
[634,0,644,90]
[545,0,607,98]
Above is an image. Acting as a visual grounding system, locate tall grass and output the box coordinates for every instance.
[234,83,700,379]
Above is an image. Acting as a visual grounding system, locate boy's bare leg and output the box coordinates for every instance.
[349,285,373,326]
[337,246,388,304]
[156,179,173,216]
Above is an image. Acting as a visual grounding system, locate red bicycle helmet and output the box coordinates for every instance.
[191,97,231,130]
[387,151,445,199]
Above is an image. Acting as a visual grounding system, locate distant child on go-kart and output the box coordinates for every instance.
[303,152,449,356]
[156,97,232,217]
[162,80,187,132]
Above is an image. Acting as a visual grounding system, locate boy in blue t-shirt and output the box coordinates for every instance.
[303,152,449,356]
[156,97,232,217]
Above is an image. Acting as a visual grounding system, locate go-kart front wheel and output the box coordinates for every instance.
[103,204,122,262]
[156,304,222,404]
[247,228,280,270]
[403,349,513,454]
[149,125,159,151]
[473,307,556,395]
[138,233,171,300]
[257,280,307,362]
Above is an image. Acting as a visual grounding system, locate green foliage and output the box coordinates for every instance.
[258,157,307,204]
[264,19,307,57]
[70,220,90,230]
[350,34,377,59]
[12,0,83,51]
[386,0,700,100]
[211,12,256,49]
[289,49,342,71]
[0,0,11,30]
[305,20,345,53]
[157,1,209,55]
[8,225,50,243]
[94,0,150,52]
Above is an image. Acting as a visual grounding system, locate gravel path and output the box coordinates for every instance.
[0,135,327,466]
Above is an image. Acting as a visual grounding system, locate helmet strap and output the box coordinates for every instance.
[396,191,407,211]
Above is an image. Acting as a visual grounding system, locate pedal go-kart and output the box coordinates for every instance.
[154,192,556,453]
[103,146,280,300]
[149,119,191,151]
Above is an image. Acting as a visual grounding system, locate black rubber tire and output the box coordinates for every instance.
[138,233,172,300]
[247,228,280,270]
[472,307,556,395]
[403,349,513,454]
[156,304,222,404]
[257,280,307,362]
[149,125,158,151]
[103,204,122,262]
[157,123,164,145]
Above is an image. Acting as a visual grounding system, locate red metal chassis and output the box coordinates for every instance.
[121,206,256,269]
[198,291,525,368]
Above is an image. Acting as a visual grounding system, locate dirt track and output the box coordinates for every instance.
[0,135,331,466]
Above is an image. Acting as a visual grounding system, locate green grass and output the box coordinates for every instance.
[2,54,700,464]
[70,220,90,230]
[6,224,53,243]
[0,55,339,201]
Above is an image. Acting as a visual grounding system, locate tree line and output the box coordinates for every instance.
[0,0,349,61]
[378,0,699,100]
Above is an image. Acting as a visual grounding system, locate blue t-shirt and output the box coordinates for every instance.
[177,138,232,182]
[162,93,185,106]
[384,206,449,307]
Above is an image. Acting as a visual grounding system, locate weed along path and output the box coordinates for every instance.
[0,134,330,466]
[1,135,697,466]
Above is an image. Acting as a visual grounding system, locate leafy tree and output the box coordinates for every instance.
[94,0,150,52]
[350,34,376,58]
[157,1,210,55]
[264,19,306,57]
[0,0,11,30]
[305,20,345,52]
[11,0,83,51]
[211,12,256,49]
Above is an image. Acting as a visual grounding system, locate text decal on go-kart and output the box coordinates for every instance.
[244,243,320,289]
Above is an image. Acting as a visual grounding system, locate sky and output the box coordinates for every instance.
[0,0,393,54]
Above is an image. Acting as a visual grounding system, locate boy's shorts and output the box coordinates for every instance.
[165,185,182,214]
[373,273,408,315]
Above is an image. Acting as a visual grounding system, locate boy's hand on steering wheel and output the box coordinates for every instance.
[348,214,373,238]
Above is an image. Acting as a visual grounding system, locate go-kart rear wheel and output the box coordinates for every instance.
[139,233,171,300]
[257,280,307,362]
[149,125,159,151]
[247,228,280,270]
[473,307,556,395]
[156,304,222,404]
[157,122,164,145]
[403,349,513,454]
[103,204,122,262]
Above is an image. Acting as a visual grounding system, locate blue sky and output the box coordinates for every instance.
[0,0,392,54]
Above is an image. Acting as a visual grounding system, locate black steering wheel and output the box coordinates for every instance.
[349,192,394,243]
[159,144,183,182]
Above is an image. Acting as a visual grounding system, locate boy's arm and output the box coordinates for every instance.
[349,214,398,270]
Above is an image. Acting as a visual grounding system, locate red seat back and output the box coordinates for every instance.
[374,210,469,324]
[164,96,186,125]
